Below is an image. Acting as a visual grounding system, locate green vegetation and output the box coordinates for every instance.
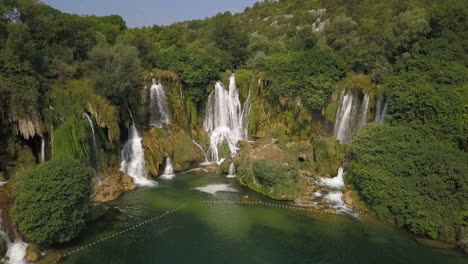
[11,156,93,245]
[0,0,466,251]
[349,124,468,243]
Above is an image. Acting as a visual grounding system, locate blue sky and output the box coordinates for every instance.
[41,0,259,28]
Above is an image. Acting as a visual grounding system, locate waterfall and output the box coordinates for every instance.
[40,136,45,163]
[192,140,209,165]
[203,74,251,164]
[375,97,388,124]
[149,78,171,128]
[333,91,369,144]
[83,113,98,167]
[317,165,357,216]
[227,162,236,178]
[148,78,176,179]
[160,157,175,180]
[120,120,155,187]
[1,211,27,264]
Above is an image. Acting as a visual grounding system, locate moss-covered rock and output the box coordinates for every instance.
[170,128,204,171]
[142,127,171,176]
[26,244,40,262]
[92,168,137,203]
[142,125,204,176]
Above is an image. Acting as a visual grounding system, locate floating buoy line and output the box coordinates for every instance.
[54,200,352,263]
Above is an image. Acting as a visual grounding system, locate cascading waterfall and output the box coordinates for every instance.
[203,74,251,164]
[160,157,175,180]
[317,165,357,216]
[149,78,171,128]
[120,119,155,187]
[227,162,236,178]
[0,211,27,264]
[83,113,98,168]
[375,97,388,123]
[333,91,370,144]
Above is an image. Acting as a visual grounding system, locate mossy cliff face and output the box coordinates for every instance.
[142,125,204,177]
[245,72,323,141]
[236,136,345,201]
[48,80,120,167]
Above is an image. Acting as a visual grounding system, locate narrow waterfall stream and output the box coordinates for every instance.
[203,74,251,165]
[149,77,176,179]
[227,162,236,178]
[149,78,171,128]
[120,119,155,187]
[160,157,175,180]
[375,96,388,123]
[83,113,98,168]
[40,136,45,163]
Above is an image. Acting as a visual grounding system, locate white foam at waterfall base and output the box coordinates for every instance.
[203,74,251,164]
[149,78,171,128]
[160,157,176,180]
[6,241,27,264]
[0,230,27,264]
[194,184,238,195]
[120,122,156,187]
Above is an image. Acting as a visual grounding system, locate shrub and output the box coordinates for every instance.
[253,159,297,187]
[11,157,93,245]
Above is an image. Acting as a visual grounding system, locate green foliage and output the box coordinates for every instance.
[385,73,466,147]
[155,46,220,103]
[349,124,468,242]
[253,159,298,187]
[88,43,142,105]
[266,49,345,110]
[11,156,93,245]
[209,12,249,68]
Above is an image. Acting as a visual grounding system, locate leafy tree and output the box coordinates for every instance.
[392,7,430,56]
[349,124,468,242]
[88,43,142,105]
[155,46,220,103]
[11,156,93,245]
[266,49,345,110]
[210,12,249,68]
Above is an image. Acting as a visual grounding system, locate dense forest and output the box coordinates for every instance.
[0,0,467,262]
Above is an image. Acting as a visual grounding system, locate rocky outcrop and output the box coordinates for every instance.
[237,136,346,201]
[92,168,137,203]
[9,110,44,140]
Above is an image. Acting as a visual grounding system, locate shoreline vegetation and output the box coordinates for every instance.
[0,0,466,262]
